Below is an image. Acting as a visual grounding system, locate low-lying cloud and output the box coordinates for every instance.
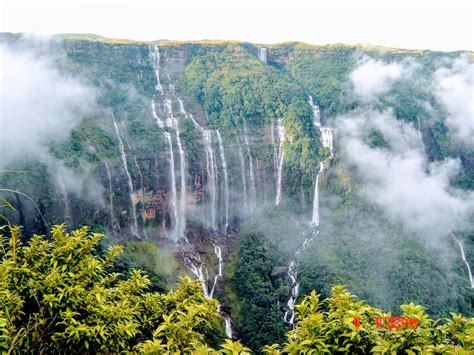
[337,54,474,241]
[433,55,474,147]
[0,42,95,168]
[350,56,415,103]
[337,109,473,239]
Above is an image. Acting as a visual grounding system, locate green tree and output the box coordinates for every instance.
[263,286,473,353]
[0,224,247,353]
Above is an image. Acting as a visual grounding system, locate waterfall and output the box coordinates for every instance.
[175,126,186,239]
[151,99,164,128]
[310,96,334,225]
[284,260,299,325]
[112,114,139,238]
[270,120,278,179]
[133,157,149,239]
[320,127,334,156]
[452,233,474,288]
[186,256,209,298]
[311,162,324,226]
[216,130,229,233]
[164,132,179,241]
[243,122,256,212]
[103,161,114,227]
[258,47,267,63]
[225,318,233,339]
[203,130,218,231]
[308,95,321,126]
[162,96,186,240]
[149,45,163,93]
[275,118,285,205]
[56,173,72,225]
[235,133,247,207]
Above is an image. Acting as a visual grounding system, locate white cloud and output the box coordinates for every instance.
[0,43,95,167]
[434,55,474,147]
[337,110,474,239]
[350,57,414,102]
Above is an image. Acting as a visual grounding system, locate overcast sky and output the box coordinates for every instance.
[1,0,473,51]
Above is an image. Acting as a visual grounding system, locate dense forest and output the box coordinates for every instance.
[0,33,473,352]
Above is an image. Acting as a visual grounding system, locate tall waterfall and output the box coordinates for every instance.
[183,243,232,337]
[151,100,164,128]
[235,133,247,207]
[243,121,256,212]
[285,96,335,326]
[149,45,163,93]
[452,233,474,288]
[164,132,179,241]
[162,99,186,239]
[103,161,114,227]
[216,130,229,233]
[56,173,72,225]
[203,130,218,231]
[257,47,267,63]
[270,120,278,179]
[283,260,299,324]
[275,119,285,205]
[112,114,139,238]
[311,162,324,226]
[310,96,334,225]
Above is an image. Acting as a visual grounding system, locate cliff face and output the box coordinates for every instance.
[1,36,473,344]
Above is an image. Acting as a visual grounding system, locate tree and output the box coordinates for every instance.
[263,286,473,353]
[0,224,245,353]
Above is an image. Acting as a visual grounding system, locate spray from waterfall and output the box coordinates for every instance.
[112,114,139,238]
[275,118,285,205]
[203,130,218,231]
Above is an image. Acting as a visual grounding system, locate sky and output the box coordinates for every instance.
[1,0,473,51]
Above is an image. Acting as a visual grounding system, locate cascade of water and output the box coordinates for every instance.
[216,130,229,233]
[214,244,223,277]
[163,97,186,240]
[225,318,233,339]
[270,120,278,179]
[203,130,218,231]
[235,133,247,208]
[56,173,72,225]
[257,47,267,63]
[243,122,256,212]
[175,127,186,239]
[311,162,325,226]
[283,260,299,325]
[164,132,179,241]
[133,157,149,239]
[275,119,285,205]
[151,99,164,128]
[308,95,321,126]
[112,114,139,238]
[320,127,334,156]
[103,161,114,227]
[452,233,474,288]
[149,45,163,94]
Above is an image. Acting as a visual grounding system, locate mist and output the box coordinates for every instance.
[336,55,474,241]
[433,55,474,147]
[0,42,95,168]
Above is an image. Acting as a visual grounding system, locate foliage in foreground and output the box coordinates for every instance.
[264,286,473,354]
[0,225,250,353]
[0,224,472,354]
